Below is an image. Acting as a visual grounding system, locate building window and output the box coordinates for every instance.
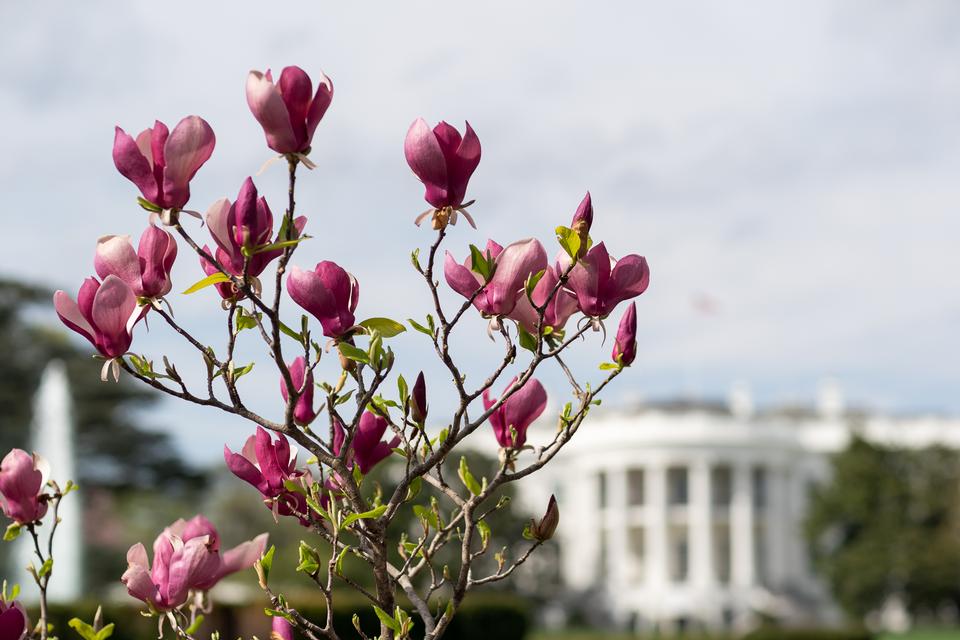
[628,526,645,579]
[713,523,731,584]
[627,468,645,506]
[597,471,607,509]
[668,525,689,582]
[754,523,768,586]
[752,466,767,511]
[712,465,733,506]
[667,466,688,505]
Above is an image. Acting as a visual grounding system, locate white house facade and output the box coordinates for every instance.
[484,383,960,634]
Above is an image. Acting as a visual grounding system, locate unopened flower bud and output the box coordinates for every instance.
[530,495,560,541]
[571,192,593,259]
[270,616,295,640]
[410,372,428,424]
[612,302,638,366]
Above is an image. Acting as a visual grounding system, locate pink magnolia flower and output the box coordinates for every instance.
[247,67,333,156]
[483,377,548,449]
[94,226,177,300]
[205,177,307,280]
[508,263,579,335]
[0,449,48,525]
[122,515,267,612]
[224,428,310,522]
[113,116,215,212]
[54,275,145,363]
[404,119,481,216]
[337,413,400,475]
[286,261,358,339]
[280,357,317,426]
[270,616,295,640]
[612,302,638,366]
[0,597,28,640]
[561,242,650,318]
[444,238,547,318]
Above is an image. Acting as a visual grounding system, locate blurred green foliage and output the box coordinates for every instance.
[806,435,960,620]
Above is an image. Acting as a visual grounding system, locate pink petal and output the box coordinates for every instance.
[161,116,215,209]
[305,71,333,143]
[90,275,137,357]
[53,290,95,344]
[113,127,159,203]
[443,251,482,300]
[608,254,650,304]
[138,226,177,298]
[95,235,142,295]
[502,378,547,446]
[487,238,547,315]
[404,118,448,205]
[224,444,267,494]
[287,265,335,322]
[219,532,269,577]
[246,70,298,154]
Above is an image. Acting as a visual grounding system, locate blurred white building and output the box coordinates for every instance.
[495,381,960,634]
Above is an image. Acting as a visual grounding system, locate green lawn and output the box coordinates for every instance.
[529,630,960,640]
[880,632,960,640]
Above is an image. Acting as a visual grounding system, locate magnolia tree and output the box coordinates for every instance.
[0,65,649,640]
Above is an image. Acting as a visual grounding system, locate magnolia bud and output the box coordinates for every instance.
[530,495,560,541]
[571,192,593,259]
[410,372,428,424]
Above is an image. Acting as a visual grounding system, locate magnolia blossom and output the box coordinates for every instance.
[508,263,579,335]
[112,116,215,212]
[334,413,399,475]
[612,302,638,366]
[562,242,650,318]
[270,616,295,640]
[122,515,267,611]
[0,449,48,525]
[0,597,27,640]
[528,494,560,541]
[483,377,548,449]
[206,177,307,279]
[286,261,358,339]
[54,276,145,376]
[94,226,177,300]
[404,119,481,225]
[247,66,333,155]
[224,428,310,522]
[444,238,547,318]
[280,357,317,426]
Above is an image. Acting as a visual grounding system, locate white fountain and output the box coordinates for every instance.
[12,360,82,602]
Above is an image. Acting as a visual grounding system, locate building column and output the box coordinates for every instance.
[732,462,755,586]
[690,459,714,589]
[608,466,629,592]
[767,466,789,587]
[646,462,668,591]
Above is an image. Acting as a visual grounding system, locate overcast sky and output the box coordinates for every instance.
[3,1,959,464]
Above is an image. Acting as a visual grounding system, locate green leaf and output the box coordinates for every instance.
[477,520,491,547]
[338,342,370,364]
[235,308,261,332]
[136,196,162,213]
[525,269,546,300]
[373,606,401,634]
[68,618,97,640]
[598,362,621,371]
[182,272,231,295]
[458,456,482,496]
[517,325,538,353]
[397,374,409,405]
[405,476,422,502]
[279,320,304,342]
[555,225,581,260]
[182,616,202,636]
[334,545,350,575]
[39,558,53,578]
[231,362,255,380]
[410,248,422,273]
[259,545,276,583]
[359,317,407,338]
[3,523,21,542]
[412,504,439,530]
[252,235,310,255]
[341,504,388,529]
[264,609,295,623]
[408,318,434,337]
[522,523,537,540]
[297,541,321,575]
[469,244,494,281]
